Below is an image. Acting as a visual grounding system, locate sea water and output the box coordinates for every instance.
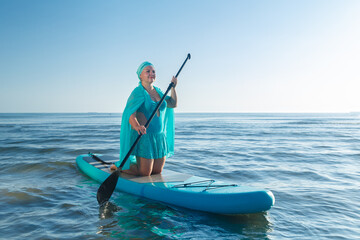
[0,113,359,239]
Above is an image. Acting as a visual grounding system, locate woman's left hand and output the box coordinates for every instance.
[171,76,177,88]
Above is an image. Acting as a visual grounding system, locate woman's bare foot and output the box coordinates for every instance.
[110,164,117,171]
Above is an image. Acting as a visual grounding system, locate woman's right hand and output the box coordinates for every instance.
[134,125,147,135]
[130,112,146,135]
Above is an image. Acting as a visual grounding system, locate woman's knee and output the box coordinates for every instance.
[152,157,165,174]
[151,169,163,175]
[138,169,152,176]
[137,157,153,176]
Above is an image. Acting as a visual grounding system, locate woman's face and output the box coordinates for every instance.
[140,66,156,84]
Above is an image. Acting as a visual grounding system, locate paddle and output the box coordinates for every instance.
[97,54,191,205]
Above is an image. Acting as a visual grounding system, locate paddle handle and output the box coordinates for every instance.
[175,53,191,78]
[118,54,191,169]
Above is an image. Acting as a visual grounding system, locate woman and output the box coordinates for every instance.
[110,61,177,176]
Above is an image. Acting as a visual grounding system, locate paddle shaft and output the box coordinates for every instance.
[118,54,191,169]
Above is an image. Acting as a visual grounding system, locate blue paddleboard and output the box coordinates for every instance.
[76,154,275,214]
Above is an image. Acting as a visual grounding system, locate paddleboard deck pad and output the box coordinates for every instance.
[76,154,275,214]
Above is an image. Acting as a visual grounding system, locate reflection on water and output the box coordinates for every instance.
[213,212,272,239]
[99,201,123,219]
[96,195,272,239]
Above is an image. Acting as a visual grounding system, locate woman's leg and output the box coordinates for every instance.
[111,156,164,176]
[137,156,154,176]
[122,163,139,175]
[110,163,139,175]
[152,157,166,175]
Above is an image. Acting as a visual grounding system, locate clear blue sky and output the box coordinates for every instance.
[1,0,359,113]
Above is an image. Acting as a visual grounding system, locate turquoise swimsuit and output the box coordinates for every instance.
[116,84,175,169]
[131,90,169,159]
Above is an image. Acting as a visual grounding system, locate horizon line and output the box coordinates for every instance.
[0,111,358,114]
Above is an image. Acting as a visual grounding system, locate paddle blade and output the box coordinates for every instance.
[97,171,120,205]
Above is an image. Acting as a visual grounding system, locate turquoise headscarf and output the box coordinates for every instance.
[116,84,175,170]
[136,61,154,80]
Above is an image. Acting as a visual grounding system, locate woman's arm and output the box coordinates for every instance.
[129,112,146,135]
[166,76,177,108]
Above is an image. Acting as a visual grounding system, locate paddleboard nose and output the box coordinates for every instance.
[267,190,275,206]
